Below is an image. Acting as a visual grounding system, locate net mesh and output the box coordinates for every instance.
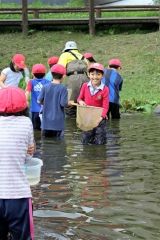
[76,105,103,131]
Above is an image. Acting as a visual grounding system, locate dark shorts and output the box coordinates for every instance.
[42,130,64,139]
[107,102,120,119]
[31,112,41,130]
[81,119,107,145]
[0,198,34,240]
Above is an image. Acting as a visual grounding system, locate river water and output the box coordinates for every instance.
[33,113,160,240]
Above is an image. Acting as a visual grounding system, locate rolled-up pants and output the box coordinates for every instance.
[0,198,34,240]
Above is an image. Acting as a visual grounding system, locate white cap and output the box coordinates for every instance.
[63,41,78,52]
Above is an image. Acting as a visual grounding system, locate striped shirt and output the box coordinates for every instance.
[0,116,34,199]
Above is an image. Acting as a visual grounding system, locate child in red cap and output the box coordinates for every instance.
[102,58,123,119]
[38,64,69,138]
[82,52,96,67]
[77,63,109,145]
[0,87,35,240]
[45,56,59,81]
[0,54,29,88]
[26,63,49,130]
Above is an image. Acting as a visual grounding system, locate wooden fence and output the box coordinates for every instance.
[0,5,159,34]
[0,5,159,18]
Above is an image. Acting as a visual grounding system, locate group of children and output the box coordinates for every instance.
[0,44,123,144]
[0,41,123,239]
[0,43,123,145]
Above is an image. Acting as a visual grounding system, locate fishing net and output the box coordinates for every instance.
[76,105,103,131]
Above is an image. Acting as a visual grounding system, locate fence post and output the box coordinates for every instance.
[22,0,28,35]
[89,0,95,36]
[95,8,102,18]
[33,9,39,19]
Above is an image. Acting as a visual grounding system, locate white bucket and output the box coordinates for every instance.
[25,158,43,186]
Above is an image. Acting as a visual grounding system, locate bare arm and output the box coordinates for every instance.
[27,143,36,156]
[0,73,6,88]
[25,90,30,101]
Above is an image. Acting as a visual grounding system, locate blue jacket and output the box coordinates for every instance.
[102,68,123,105]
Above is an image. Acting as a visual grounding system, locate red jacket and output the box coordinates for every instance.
[77,82,109,118]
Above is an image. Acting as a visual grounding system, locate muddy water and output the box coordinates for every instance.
[33,113,160,240]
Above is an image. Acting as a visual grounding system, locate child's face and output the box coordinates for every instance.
[88,70,103,87]
[14,64,23,72]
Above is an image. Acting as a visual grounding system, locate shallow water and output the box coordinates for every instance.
[33,113,160,240]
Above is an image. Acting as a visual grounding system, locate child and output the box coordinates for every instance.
[0,53,27,88]
[45,56,59,81]
[82,52,96,67]
[26,63,49,130]
[77,63,109,145]
[38,64,68,138]
[0,87,35,240]
[102,58,123,119]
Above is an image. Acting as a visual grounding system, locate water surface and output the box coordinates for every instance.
[33,113,160,240]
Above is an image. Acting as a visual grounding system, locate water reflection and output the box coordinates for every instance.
[33,114,160,240]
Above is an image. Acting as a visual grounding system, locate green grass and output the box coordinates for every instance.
[0,11,159,20]
[0,0,159,20]
[0,0,84,8]
[0,30,159,112]
[0,12,158,21]
[0,1,159,112]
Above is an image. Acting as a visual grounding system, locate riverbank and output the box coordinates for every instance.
[0,30,159,112]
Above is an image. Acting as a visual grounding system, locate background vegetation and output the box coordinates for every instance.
[0,30,159,112]
[0,0,159,20]
[0,0,159,112]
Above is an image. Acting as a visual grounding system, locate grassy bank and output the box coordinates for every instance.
[0,30,159,112]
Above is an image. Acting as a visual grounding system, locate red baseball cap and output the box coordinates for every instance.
[88,63,104,72]
[0,87,27,113]
[32,64,46,74]
[83,52,94,59]
[51,64,66,75]
[48,56,59,65]
[12,54,26,69]
[109,58,122,68]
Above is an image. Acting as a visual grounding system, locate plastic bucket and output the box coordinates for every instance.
[25,158,43,186]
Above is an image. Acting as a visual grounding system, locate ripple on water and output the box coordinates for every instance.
[34,114,160,239]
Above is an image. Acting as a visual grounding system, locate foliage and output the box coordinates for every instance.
[0,30,159,114]
[66,0,84,7]
[153,0,160,3]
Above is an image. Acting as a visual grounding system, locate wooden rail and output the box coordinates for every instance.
[0,5,159,33]
[0,5,159,18]
[0,17,158,27]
